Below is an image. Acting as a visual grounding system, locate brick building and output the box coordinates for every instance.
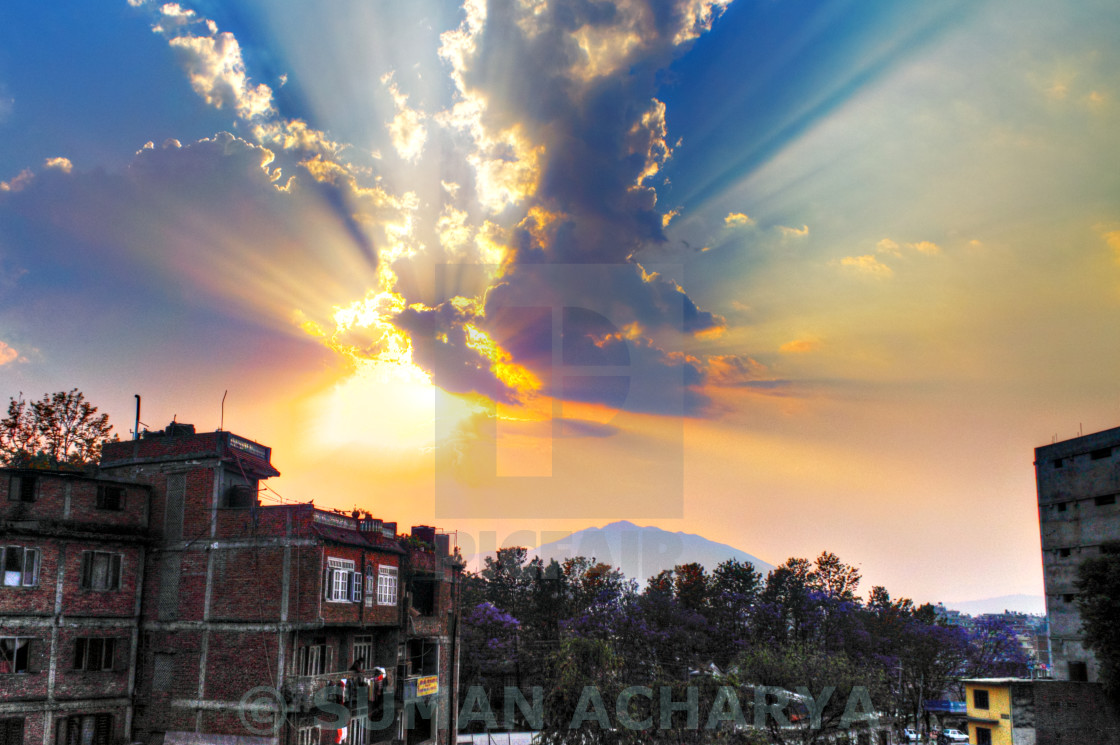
[963,678,1120,744]
[2,423,463,745]
[1,469,151,745]
[1034,424,1120,683]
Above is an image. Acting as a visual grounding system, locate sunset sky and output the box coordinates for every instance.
[2,0,1119,606]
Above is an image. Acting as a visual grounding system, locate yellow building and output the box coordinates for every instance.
[963,679,1015,745]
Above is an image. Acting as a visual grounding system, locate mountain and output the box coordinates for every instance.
[942,594,1047,616]
[524,520,775,582]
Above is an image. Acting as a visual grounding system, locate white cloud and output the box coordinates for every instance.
[778,224,809,238]
[840,254,893,278]
[43,157,73,173]
[725,211,754,227]
[0,341,19,366]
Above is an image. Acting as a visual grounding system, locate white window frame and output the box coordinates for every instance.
[297,726,320,745]
[364,567,375,607]
[1,547,39,588]
[327,558,355,602]
[376,565,397,606]
[349,570,362,603]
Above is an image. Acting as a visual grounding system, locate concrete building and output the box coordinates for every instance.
[1034,425,1120,683]
[964,678,1120,744]
[2,422,463,745]
[1,469,151,745]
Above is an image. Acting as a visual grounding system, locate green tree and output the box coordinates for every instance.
[1076,541,1120,705]
[0,389,117,468]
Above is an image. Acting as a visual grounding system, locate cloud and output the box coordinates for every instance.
[1103,230,1120,262]
[705,354,767,386]
[725,212,754,227]
[839,254,893,278]
[167,31,275,120]
[43,157,73,173]
[906,240,940,254]
[0,341,19,366]
[0,169,33,193]
[778,224,809,238]
[876,238,900,255]
[779,338,819,354]
[382,73,428,162]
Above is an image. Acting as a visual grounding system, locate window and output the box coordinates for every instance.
[1095,495,1116,507]
[973,689,989,709]
[975,727,992,745]
[1090,447,1112,461]
[1069,661,1088,681]
[326,558,355,602]
[0,638,36,674]
[364,568,374,608]
[56,715,112,745]
[297,726,320,745]
[353,636,373,672]
[1056,502,1067,512]
[1052,458,1063,469]
[1058,548,1071,558]
[377,566,397,606]
[1,547,39,587]
[6,475,36,503]
[349,570,362,603]
[1063,593,1075,603]
[95,485,124,511]
[296,640,330,676]
[80,552,121,591]
[0,719,24,745]
[73,638,117,671]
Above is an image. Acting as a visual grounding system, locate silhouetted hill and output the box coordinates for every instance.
[524,520,774,583]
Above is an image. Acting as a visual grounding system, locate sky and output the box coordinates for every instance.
[2,0,1119,606]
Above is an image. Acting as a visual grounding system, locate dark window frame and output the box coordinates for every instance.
[6,475,37,503]
[1,547,40,588]
[73,638,117,672]
[56,714,112,745]
[0,718,25,745]
[1094,494,1116,507]
[0,637,37,674]
[79,551,122,591]
[95,485,124,511]
[973,689,990,709]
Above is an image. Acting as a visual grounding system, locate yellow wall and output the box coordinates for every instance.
[965,683,1013,745]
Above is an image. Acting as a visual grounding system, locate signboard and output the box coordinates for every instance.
[313,511,357,529]
[417,676,439,697]
[228,434,270,461]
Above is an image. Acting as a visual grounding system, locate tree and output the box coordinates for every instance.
[0,389,117,468]
[1076,541,1120,705]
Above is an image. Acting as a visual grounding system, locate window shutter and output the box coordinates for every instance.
[349,571,362,603]
[80,552,92,589]
[110,554,122,590]
[22,548,40,587]
[325,568,334,600]
[113,638,127,671]
[6,476,18,502]
[26,638,45,674]
[93,714,112,745]
[74,638,87,669]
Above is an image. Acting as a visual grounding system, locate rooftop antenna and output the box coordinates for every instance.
[134,395,141,441]
[220,390,228,431]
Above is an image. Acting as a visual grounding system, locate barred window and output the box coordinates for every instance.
[377,566,397,606]
[56,714,112,745]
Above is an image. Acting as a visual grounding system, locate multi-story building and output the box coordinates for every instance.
[1,469,151,745]
[1034,425,1120,683]
[2,421,462,745]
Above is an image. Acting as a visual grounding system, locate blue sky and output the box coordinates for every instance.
[2,0,1119,603]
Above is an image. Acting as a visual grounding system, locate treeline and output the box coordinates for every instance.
[458,549,1030,744]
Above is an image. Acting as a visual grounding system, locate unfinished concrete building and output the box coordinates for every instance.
[1034,424,1120,683]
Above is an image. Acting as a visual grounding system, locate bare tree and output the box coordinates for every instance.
[0,389,117,468]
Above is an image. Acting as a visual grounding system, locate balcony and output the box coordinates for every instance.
[282,673,350,713]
